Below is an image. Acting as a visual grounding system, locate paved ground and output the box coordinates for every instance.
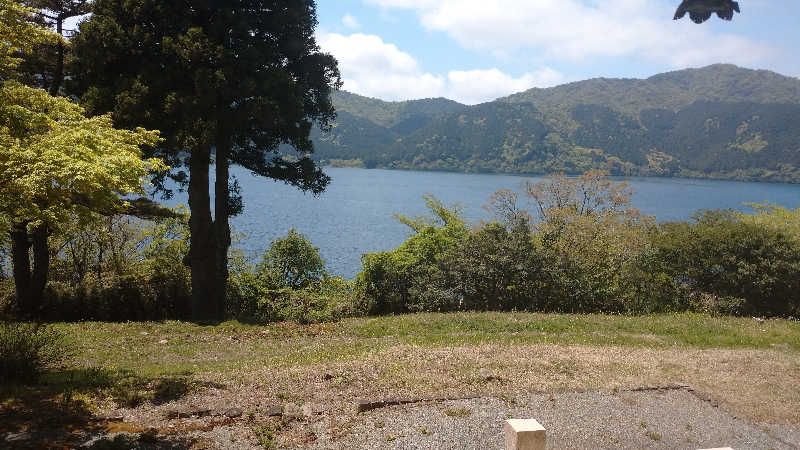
[306,389,799,450]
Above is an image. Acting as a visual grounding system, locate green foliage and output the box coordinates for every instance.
[261,229,325,289]
[0,0,61,77]
[0,80,164,230]
[227,232,367,324]
[442,221,546,312]
[357,172,800,318]
[738,203,800,240]
[20,213,192,322]
[358,195,467,314]
[651,211,800,316]
[0,321,71,382]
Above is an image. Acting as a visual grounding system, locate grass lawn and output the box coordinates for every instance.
[2,312,799,445]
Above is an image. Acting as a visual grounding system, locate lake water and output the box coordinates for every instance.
[164,167,800,279]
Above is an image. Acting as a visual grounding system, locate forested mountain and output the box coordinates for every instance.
[312,65,800,182]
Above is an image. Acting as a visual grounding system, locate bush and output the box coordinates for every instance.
[358,195,467,314]
[0,322,71,382]
[228,276,368,324]
[228,231,368,324]
[652,210,800,316]
[261,229,325,289]
[355,174,800,317]
[437,221,546,312]
[29,214,192,322]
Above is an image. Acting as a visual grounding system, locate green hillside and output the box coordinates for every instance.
[312,65,800,183]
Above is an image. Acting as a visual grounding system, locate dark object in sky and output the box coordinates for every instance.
[674,0,740,23]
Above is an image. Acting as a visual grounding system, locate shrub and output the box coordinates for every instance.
[358,195,467,314]
[652,210,800,316]
[0,322,72,382]
[261,229,325,289]
[34,214,192,321]
[438,221,546,312]
[228,232,368,324]
[228,276,368,324]
[524,172,658,313]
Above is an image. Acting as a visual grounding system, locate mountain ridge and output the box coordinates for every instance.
[313,65,800,183]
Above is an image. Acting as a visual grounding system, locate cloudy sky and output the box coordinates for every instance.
[314,0,800,104]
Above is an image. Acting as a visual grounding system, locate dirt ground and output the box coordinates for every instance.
[5,387,797,449]
[2,344,799,448]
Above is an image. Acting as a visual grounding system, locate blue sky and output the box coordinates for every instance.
[313,0,800,104]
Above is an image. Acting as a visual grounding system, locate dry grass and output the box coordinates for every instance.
[2,312,798,448]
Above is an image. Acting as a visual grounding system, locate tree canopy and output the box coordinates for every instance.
[71,0,341,322]
[0,0,163,316]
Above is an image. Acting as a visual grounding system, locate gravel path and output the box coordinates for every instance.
[8,388,796,448]
[307,389,799,450]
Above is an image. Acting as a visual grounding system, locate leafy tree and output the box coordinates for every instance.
[0,0,163,316]
[71,0,341,322]
[444,221,545,312]
[260,229,325,289]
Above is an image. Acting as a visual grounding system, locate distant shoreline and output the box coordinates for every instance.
[321,162,800,186]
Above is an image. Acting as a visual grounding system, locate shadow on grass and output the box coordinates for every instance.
[85,432,197,449]
[1,366,225,448]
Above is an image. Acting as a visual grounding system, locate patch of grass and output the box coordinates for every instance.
[646,431,662,441]
[5,312,799,428]
[443,407,472,417]
[253,423,280,449]
[42,313,799,382]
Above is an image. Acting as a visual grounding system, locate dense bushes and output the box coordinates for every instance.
[228,230,368,324]
[1,213,191,321]
[651,210,800,316]
[358,195,468,314]
[3,172,799,322]
[358,172,800,317]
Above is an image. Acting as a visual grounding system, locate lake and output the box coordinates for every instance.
[164,167,800,279]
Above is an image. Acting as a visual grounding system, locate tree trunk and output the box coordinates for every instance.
[30,225,49,312]
[49,17,65,96]
[10,222,49,317]
[188,144,218,322]
[214,135,232,321]
[10,222,32,316]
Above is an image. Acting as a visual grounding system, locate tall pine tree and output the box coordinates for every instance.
[70,0,340,322]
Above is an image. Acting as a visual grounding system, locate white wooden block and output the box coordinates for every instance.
[505,419,546,450]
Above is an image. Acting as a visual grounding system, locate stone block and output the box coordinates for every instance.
[505,419,546,450]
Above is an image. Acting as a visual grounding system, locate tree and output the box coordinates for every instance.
[17,0,92,94]
[71,0,341,322]
[0,0,163,316]
[260,229,325,289]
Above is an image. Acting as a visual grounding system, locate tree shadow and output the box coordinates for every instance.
[1,366,225,448]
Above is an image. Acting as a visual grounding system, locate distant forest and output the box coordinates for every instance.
[311,64,800,183]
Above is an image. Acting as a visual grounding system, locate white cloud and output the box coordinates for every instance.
[366,0,774,68]
[318,32,562,104]
[318,32,444,100]
[342,13,360,29]
[447,68,564,104]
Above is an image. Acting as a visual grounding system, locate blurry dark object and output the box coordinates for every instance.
[674,0,740,23]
